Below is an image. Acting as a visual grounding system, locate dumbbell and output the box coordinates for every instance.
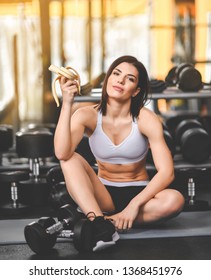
[48,182,78,210]
[176,63,203,92]
[149,79,167,93]
[175,119,211,163]
[46,165,78,210]
[16,130,54,206]
[165,66,177,86]
[165,63,203,92]
[164,113,200,139]
[24,204,93,254]
[178,168,209,211]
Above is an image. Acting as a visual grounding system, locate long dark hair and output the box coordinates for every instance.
[97,55,150,119]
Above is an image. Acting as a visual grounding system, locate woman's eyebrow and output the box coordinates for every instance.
[114,67,137,79]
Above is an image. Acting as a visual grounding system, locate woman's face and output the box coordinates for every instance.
[106,62,140,101]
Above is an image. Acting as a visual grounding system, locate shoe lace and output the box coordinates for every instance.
[86,211,96,220]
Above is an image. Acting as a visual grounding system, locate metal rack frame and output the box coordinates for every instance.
[75,89,211,102]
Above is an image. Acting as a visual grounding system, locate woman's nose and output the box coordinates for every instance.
[117,76,125,84]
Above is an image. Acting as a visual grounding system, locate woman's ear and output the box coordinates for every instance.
[132,87,141,97]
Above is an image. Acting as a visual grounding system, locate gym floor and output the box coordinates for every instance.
[1,156,211,261]
[1,235,211,260]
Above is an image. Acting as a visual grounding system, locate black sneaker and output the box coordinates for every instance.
[89,214,119,252]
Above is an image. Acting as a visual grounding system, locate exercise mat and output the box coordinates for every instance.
[0,211,211,245]
[120,210,211,239]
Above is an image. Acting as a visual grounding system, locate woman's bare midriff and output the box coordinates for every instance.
[97,158,149,182]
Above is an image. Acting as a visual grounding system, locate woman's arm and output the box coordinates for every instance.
[131,107,175,207]
[54,76,85,161]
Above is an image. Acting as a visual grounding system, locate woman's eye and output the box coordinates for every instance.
[127,76,135,82]
[113,71,119,76]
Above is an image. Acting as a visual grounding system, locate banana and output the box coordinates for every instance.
[48,65,81,107]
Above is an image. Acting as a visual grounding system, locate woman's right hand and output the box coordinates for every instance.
[60,76,79,105]
[107,202,140,231]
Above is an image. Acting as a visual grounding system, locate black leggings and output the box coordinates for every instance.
[105,185,146,213]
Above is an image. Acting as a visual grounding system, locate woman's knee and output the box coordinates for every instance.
[60,152,87,170]
[135,189,185,226]
[159,189,185,217]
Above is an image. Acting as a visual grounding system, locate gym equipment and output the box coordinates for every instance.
[24,204,93,254]
[16,130,54,162]
[165,66,177,86]
[46,165,64,185]
[16,130,54,206]
[48,182,77,210]
[175,118,202,145]
[149,79,167,93]
[46,165,77,210]
[0,170,29,214]
[164,112,201,138]
[0,125,13,165]
[178,168,210,211]
[21,123,56,135]
[175,119,211,163]
[176,63,203,92]
[165,63,203,92]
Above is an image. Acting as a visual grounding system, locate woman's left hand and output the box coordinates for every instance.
[107,203,140,231]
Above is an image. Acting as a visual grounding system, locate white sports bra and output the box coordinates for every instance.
[89,111,149,164]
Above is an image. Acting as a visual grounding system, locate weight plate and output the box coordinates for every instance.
[24,218,57,254]
[181,128,211,163]
[73,219,93,252]
[175,63,194,80]
[46,165,65,185]
[178,67,202,92]
[165,66,177,86]
[175,119,202,145]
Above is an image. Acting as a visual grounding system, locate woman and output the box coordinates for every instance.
[54,55,184,251]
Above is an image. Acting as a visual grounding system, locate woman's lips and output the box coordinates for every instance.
[113,86,123,92]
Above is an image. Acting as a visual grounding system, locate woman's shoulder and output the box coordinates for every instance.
[73,103,98,116]
[138,107,159,121]
[138,107,162,132]
[72,104,98,126]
